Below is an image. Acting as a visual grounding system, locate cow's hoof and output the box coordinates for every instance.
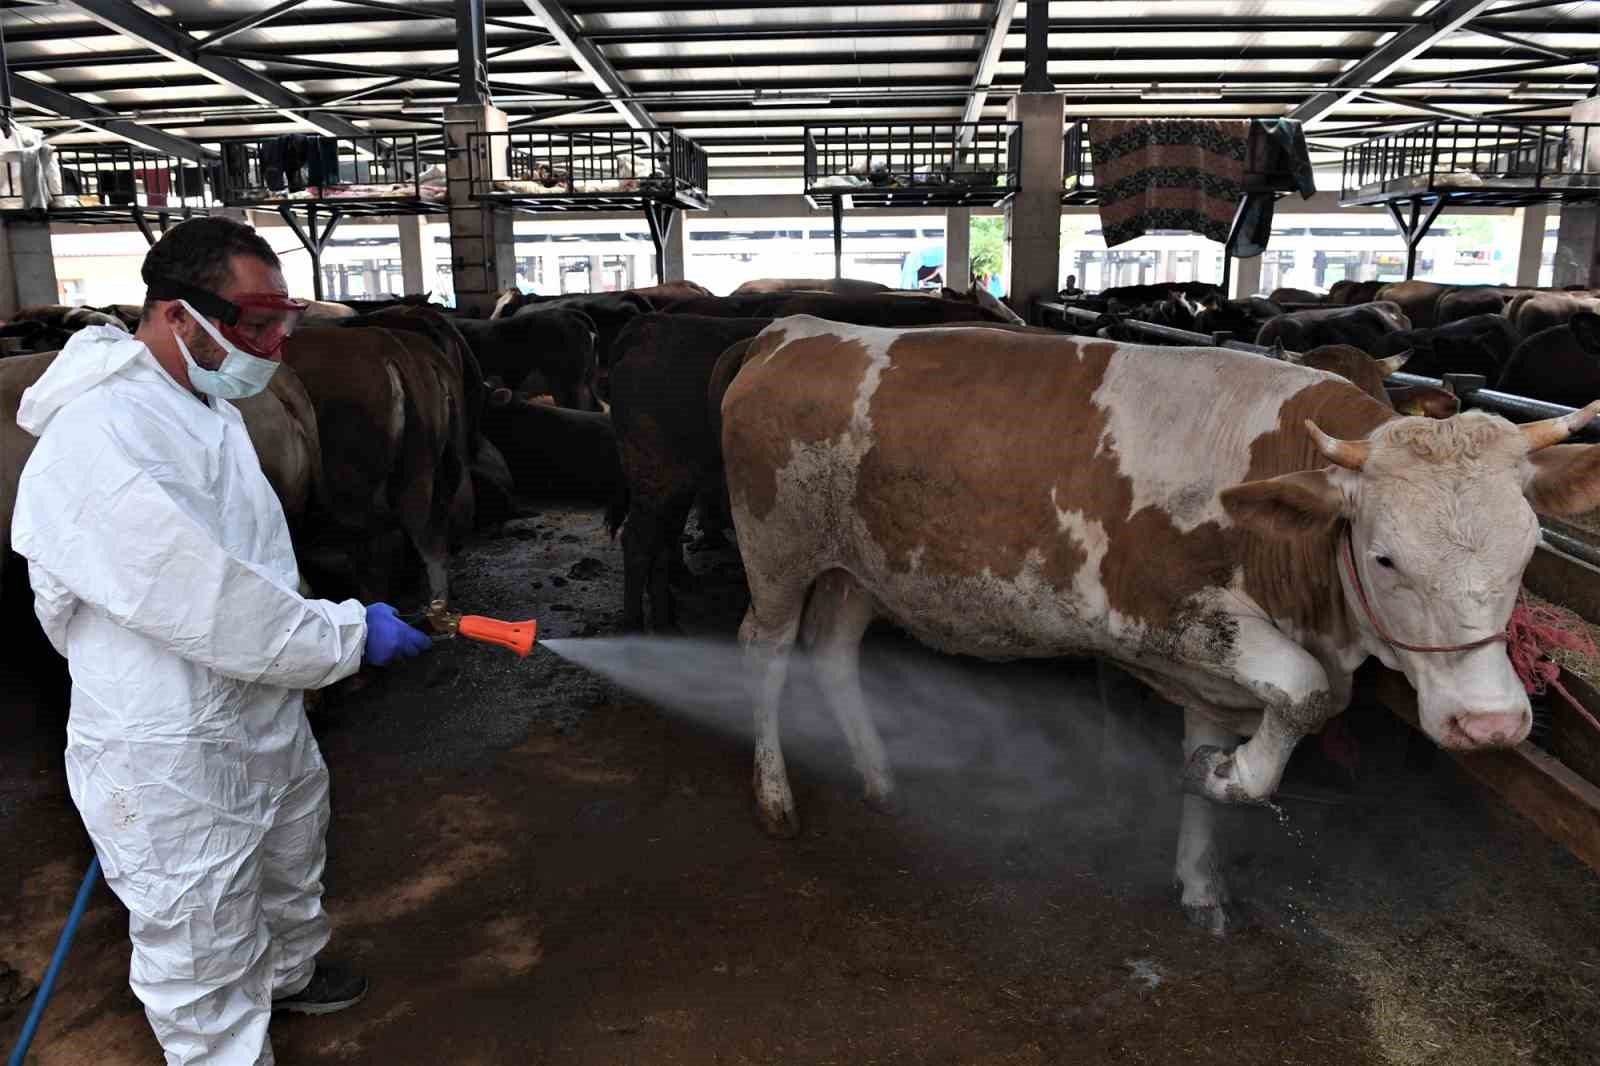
[1182,902,1235,937]
[1181,745,1265,804]
[1181,744,1232,797]
[755,799,801,839]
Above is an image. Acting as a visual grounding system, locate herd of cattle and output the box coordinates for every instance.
[5,270,1600,935]
[1067,277,1600,410]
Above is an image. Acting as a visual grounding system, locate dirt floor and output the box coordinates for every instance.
[3,499,1600,1065]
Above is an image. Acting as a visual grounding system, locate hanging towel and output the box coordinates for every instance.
[308,137,340,188]
[1230,118,1317,258]
[1089,119,1249,247]
[136,166,171,207]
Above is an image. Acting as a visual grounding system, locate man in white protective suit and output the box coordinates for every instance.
[11,217,434,1065]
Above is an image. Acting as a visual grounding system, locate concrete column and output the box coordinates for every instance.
[398,213,427,295]
[1553,97,1600,288]
[0,219,59,315]
[1003,93,1064,319]
[945,207,971,292]
[588,254,603,292]
[444,103,516,317]
[1231,253,1263,299]
[1515,204,1548,287]
[662,211,686,283]
[362,265,381,296]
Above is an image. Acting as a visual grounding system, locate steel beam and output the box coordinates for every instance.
[518,0,652,129]
[457,0,491,105]
[9,77,212,161]
[1020,0,1053,93]
[63,0,367,139]
[195,0,311,52]
[959,0,1017,134]
[1288,0,1499,125]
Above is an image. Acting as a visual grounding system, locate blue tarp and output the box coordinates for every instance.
[898,244,1003,295]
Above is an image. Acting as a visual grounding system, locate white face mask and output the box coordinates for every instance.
[172,298,279,400]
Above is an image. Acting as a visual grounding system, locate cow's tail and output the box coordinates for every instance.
[605,483,629,540]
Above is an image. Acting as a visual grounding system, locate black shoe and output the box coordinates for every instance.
[272,961,368,1016]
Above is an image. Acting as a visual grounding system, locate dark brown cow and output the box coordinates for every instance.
[284,326,460,604]
[1256,301,1410,350]
[480,390,623,503]
[629,281,713,301]
[662,291,1015,325]
[1509,291,1600,339]
[731,277,892,296]
[1326,279,1384,306]
[721,316,1600,933]
[609,315,774,630]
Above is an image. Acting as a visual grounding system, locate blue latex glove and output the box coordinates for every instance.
[363,603,433,667]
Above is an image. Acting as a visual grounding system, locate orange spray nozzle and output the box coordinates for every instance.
[422,601,538,657]
[457,614,537,657]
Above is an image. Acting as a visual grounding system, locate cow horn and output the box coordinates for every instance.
[1375,351,1410,377]
[1520,399,1600,453]
[1305,419,1370,470]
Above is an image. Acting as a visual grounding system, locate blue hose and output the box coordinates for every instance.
[6,856,100,1066]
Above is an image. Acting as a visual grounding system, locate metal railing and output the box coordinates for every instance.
[803,121,1021,193]
[0,143,217,212]
[215,133,442,206]
[466,127,709,203]
[1340,120,1600,201]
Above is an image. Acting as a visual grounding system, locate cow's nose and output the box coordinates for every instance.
[1450,710,1531,747]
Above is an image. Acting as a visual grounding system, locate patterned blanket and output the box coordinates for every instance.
[1089,119,1248,247]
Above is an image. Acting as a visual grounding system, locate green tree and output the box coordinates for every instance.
[970,216,1005,281]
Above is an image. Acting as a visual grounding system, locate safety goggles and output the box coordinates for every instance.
[146,277,307,358]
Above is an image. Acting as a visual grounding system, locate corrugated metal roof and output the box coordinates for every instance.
[2,0,1595,178]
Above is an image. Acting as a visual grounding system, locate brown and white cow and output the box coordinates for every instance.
[720,314,1600,933]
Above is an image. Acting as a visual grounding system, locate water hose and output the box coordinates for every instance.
[6,856,100,1066]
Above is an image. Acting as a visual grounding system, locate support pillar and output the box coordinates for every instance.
[1554,97,1600,288]
[399,213,427,295]
[1231,251,1263,299]
[662,208,686,283]
[0,218,57,314]
[945,207,971,292]
[1514,204,1548,287]
[444,102,516,317]
[1003,92,1064,320]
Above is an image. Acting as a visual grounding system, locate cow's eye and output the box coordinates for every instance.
[1375,555,1396,570]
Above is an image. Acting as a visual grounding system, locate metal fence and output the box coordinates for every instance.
[803,121,1021,194]
[1340,120,1600,202]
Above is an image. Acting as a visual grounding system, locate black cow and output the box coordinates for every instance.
[1495,312,1600,409]
[1371,313,1521,383]
[1256,301,1410,351]
[608,315,773,631]
[452,309,599,411]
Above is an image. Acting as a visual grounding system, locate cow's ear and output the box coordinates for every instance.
[1571,311,1600,354]
[1525,444,1600,516]
[1390,385,1460,419]
[1221,469,1350,538]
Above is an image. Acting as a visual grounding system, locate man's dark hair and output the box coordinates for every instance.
[140,217,280,322]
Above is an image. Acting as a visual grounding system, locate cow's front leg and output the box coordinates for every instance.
[1177,707,1242,935]
[1182,625,1338,805]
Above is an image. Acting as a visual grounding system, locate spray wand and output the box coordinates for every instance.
[413,600,538,657]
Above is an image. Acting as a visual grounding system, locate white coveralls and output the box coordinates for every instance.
[11,326,368,1065]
